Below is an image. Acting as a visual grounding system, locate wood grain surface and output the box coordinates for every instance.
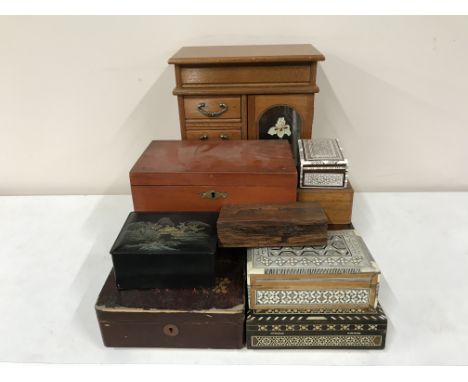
[217,202,328,247]
[168,44,325,65]
[130,140,297,186]
[297,182,354,224]
[170,44,324,140]
[131,185,297,212]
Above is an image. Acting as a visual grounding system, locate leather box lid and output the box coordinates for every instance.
[129,140,297,187]
[168,44,325,65]
[96,248,246,314]
[110,212,217,256]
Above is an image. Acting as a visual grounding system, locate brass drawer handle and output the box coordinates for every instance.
[219,134,229,140]
[197,102,228,118]
[200,190,228,200]
[199,134,209,140]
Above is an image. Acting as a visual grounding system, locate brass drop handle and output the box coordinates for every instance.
[197,102,228,118]
[199,134,209,140]
[219,134,229,140]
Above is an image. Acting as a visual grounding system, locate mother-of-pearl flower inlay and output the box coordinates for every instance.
[268,117,291,138]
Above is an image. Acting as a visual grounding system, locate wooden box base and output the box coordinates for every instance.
[297,182,354,224]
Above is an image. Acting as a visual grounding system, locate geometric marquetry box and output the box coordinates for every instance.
[246,304,387,349]
[298,138,348,188]
[247,230,380,311]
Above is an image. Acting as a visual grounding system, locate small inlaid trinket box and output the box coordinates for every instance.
[298,138,348,188]
[247,230,380,311]
[246,303,387,349]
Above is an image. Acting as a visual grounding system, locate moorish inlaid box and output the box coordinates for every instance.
[246,304,387,349]
[298,138,348,188]
[110,212,218,289]
[247,230,380,311]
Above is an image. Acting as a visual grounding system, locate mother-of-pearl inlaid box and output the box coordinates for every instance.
[247,230,380,311]
[298,138,348,188]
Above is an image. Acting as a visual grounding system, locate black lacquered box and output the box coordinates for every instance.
[246,304,387,349]
[110,212,218,289]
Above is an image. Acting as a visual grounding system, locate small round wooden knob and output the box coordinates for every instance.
[163,324,179,337]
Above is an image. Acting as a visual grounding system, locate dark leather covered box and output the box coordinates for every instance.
[110,211,218,289]
[96,249,246,348]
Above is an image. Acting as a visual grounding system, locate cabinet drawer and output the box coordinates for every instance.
[184,96,241,120]
[186,129,241,141]
[180,65,312,86]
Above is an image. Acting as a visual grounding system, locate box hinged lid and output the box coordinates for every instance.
[247,303,387,327]
[96,250,245,316]
[218,202,327,226]
[299,138,348,167]
[110,212,218,257]
[130,140,297,187]
[247,230,380,285]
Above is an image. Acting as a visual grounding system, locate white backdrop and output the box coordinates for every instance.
[1,16,467,194]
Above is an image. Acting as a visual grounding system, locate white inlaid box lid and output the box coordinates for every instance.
[299,138,348,167]
[247,230,380,285]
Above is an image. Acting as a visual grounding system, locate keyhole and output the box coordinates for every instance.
[210,191,216,199]
[163,324,179,336]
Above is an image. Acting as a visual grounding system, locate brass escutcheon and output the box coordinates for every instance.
[200,190,228,200]
[163,324,179,337]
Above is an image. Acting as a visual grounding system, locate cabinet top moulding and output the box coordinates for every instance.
[168,44,325,96]
[168,44,325,65]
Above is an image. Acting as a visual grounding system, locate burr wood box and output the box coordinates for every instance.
[130,140,297,212]
[247,230,380,311]
[297,182,354,224]
[110,212,218,289]
[168,44,325,159]
[217,202,328,247]
[298,138,348,188]
[96,249,246,349]
[246,304,387,349]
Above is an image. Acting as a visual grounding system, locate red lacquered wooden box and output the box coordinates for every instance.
[130,140,297,212]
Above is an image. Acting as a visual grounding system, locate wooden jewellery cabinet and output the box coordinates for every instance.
[169,44,325,152]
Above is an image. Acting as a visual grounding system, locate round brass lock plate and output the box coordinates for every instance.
[163,324,179,337]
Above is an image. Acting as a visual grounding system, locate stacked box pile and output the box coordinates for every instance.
[93,44,388,350]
